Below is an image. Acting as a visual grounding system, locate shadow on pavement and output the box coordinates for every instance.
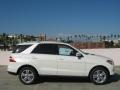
[35,73,120,84]
[108,73,120,84]
[36,76,90,84]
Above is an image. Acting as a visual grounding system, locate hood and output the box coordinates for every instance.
[84,52,112,61]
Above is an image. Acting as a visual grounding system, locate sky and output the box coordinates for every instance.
[0,0,120,36]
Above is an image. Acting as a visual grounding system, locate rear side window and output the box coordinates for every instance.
[32,44,58,55]
[12,45,31,53]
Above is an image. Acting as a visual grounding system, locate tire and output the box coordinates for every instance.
[89,67,109,85]
[18,67,38,85]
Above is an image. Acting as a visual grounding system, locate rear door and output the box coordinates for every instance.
[30,44,58,75]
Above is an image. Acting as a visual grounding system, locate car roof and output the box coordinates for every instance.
[17,41,69,45]
[17,41,39,45]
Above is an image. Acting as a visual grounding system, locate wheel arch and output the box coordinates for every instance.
[17,64,38,75]
[88,65,110,77]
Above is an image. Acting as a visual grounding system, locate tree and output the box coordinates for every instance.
[109,40,114,48]
[117,34,120,39]
[114,34,117,39]
[67,36,70,41]
[70,36,72,40]
[107,35,110,41]
[78,35,81,42]
[99,35,102,42]
[20,34,23,43]
[103,36,106,41]
[74,35,77,42]
[111,34,113,40]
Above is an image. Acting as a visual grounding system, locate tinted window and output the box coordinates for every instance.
[58,44,77,56]
[32,44,58,55]
[12,45,31,53]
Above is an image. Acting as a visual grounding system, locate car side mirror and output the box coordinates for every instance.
[76,52,83,59]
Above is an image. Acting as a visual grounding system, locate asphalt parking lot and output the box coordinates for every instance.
[0,66,120,90]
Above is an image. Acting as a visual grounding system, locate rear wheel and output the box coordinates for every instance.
[90,67,109,85]
[18,67,38,85]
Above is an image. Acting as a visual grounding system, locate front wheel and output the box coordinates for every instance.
[18,67,38,85]
[89,67,109,85]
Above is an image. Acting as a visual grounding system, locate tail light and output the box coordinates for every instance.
[9,56,16,62]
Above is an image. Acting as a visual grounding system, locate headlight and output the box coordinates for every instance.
[107,60,114,65]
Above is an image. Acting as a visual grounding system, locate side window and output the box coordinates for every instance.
[12,45,32,53]
[32,44,58,55]
[31,44,41,53]
[58,44,77,56]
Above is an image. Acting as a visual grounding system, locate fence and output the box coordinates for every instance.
[71,42,105,49]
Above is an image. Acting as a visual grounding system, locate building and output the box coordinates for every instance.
[38,34,46,41]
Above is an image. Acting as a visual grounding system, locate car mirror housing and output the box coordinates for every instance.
[76,52,83,59]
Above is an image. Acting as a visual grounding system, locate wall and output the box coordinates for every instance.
[71,42,105,49]
[0,51,10,65]
[0,48,120,65]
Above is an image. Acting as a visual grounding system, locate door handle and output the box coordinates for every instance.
[32,57,38,59]
[59,58,64,60]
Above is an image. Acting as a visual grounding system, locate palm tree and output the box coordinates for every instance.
[118,34,120,39]
[114,34,117,39]
[96,35,99,42]
[74,35,77,42]
[87,36,91,42]
[85,35,88,42]
[20,34,23,43]
[107,35,110,41]
[0,34,4,45]
[70,36,72,41]
[30,35,36,41]
[111,34,113,40]
[81,34,85,42]
[3,33,6,47]
[79,35,81,42]
[67,36,70,42]
[103,36,106,41]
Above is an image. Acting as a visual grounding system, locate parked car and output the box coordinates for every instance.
[8,41,114,85]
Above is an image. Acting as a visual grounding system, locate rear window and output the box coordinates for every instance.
[12,45,31,53]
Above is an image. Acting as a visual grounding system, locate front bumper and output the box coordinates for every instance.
[108,65,115,75]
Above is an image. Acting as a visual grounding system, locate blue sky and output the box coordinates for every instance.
[0,0,120,36]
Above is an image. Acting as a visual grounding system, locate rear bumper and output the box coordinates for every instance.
[7,65,18,74]
[8,71,17,75]
[7,62,22,74]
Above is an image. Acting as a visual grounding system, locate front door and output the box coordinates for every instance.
[57,44,86,76]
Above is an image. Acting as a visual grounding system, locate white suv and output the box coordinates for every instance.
[8,41,114,85]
